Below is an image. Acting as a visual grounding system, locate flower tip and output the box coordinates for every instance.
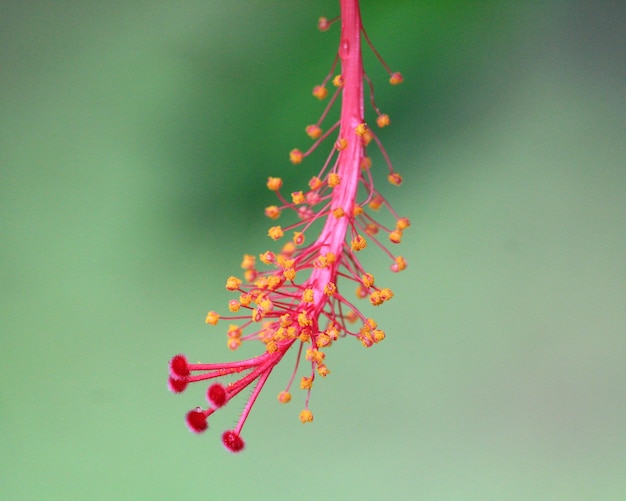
[207,383,228,408]
[318,17,331,31]
[186,408,208,433]
[169,354,190,379]
[222,430,245,453]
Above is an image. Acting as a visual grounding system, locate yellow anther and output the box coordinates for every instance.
[315,255,328,268]
[376,114,390,127]
[325,252,336,264]
[328,173,341,187]
[335,138,348,150]
[326,324,339,341]
[283,268,296,281]
[306,348,325,365]
[389,72,404,85]
[369,290,383,306]
[302,288,314,302]
[299,409,314,423]
[300,377,313,390]
[205,311,220,325]
[293,231,305,246]
[291,191,305,204]
[280,314,292,328]
[316,364,330,377]
[316,332,331,348]
[360,156,372,169]
[258,298,273,312]
[282,258,295,269]
[388,172,403,186]
[251,308,263,322]
[268,226,284,240]
[264,205,281,219]
[389,229,403,243]
[259,251,275,265]
[332,207,345,218]
[308,176,323,190]
[362,273,375,288]
[353,205,364,216]
[324,282,336,296]
[228,300,240,312]
[380,288,394,302]
[365,318,378,330]
[239,293,252,307]
[396,217,411,231]
[361,129,373,146]
[305,124,323,139]
[266,340,278,353]
[267,275,282,290]
[356,285,368,299]
[277,391,292,403]
[227,338,241,350]
[225,276,242,291]
[365,223,379,236]
[391,255,407,272]
[312,85,328,100]
[368,195,384,210]
[346,311,358,323]
[244,268,256,282]
[332,74,344,87]
[289,148,304,164]
[355,123,368,137]
[298,311,312,327]
[241,254,256,270]
[373,329,386,343]
[351,235,367,251]
[298,327,310,342]
[266,176,283,191]
[227,324,242,338]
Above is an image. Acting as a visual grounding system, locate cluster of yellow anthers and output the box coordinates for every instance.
[168,0,408,452]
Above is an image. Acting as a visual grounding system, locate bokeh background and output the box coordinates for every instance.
[1,1,624,499]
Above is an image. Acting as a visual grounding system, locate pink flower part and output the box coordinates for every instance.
[167,0,408,451]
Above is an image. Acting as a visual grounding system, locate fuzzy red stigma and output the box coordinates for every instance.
[186,408,208,433]
[169,354,190,379]
[222,430,245,453]
[168,376,188,393]
[207,383,227,408]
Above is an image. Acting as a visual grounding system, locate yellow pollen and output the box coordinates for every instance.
[355,123,368,137]
[291,191,305,204]
[373,329,386,343]
[227,324,242,338]
[316,364,330,377]
[365,223,379,235]
[259,251,275,265]
[328,173,341,187]
[289,149,304,164]
[316,333,331,348]
[241,254,256,269]
[389,72,404,85]
[305,124,323,139]
[360,156,372,169]
[335,138,348,150]
[228,300,240,312]
[351,235,367,251]
[205,311,220,325]
[332,74,344,87]
[266,177,283,191]
[324,282,337,296]
[332,207,345,218]
[312,85,328,100]
[353,205,364,216]
[362,273,375,288]
[396,217,411,230]
[239,293,252,307]
[392,256,407,272]
[277,391,291,403]
[369,195,384,210]
[300,377,313,390]
[376,114,390,127]
[388,172,403,186]
[302,288,314,302]
[299,409,314,423]
[298,311,312,327]
[227,338,241,350]
[283,268,296,281]
[308,176,323,190]
[225,276,242,291]
[268,226,284,240]
[266,340,278,354]
[389,229,403,243]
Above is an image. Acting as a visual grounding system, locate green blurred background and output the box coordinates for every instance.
[2,1,624,499]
